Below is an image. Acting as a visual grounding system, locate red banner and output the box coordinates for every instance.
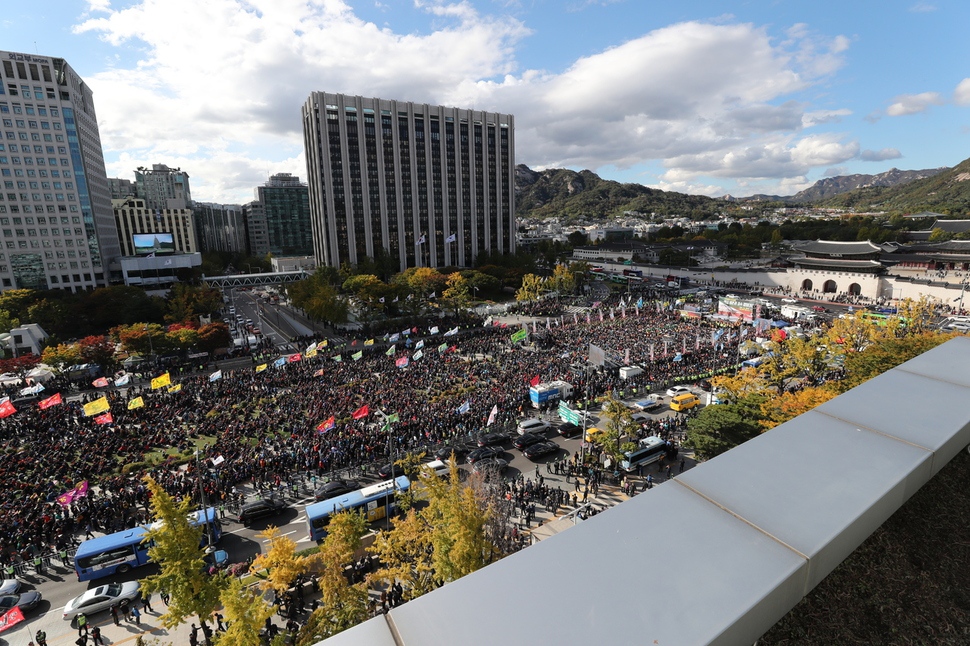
[0,606,24,632]
[351,405,369,420]
[94,412,114,425]
[38,392,63,409]
[316,416,335,433]
[0,400,16,419]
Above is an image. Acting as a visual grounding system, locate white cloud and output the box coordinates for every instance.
[73,4,853,200]
[860,148,902,162]
[886,92,944,116]
[954,78,970,106]
[909,2,937,12]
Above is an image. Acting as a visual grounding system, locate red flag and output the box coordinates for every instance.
[288,353,302,363]
[351,405,369,420]
[94,412,113,425]
[0,400,16,419]
[411,327,418,334]
[92,377,110,388]
[529,375,540,387]
[351,340,358,346]
[38,392,63,409]
[316,416,335,433]
[0,605,24,632]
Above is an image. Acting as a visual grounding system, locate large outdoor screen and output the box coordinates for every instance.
[133,232,175,255]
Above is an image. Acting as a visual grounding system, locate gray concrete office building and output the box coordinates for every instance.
[0,50,123,291]
[302,92,515,271]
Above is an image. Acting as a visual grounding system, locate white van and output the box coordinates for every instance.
[421,459,452,478]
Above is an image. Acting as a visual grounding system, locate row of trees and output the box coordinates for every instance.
[683,297,951,459]
[141,461,507,644]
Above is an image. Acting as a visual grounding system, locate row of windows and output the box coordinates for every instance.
[0,154,67,165]
[2,193,75,201]
[0,144,67,156]
[0,239,90,257]
[0,216,79,225]
[0,205,76,214]
[0,102,60,117]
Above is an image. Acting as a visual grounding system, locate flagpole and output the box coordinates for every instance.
[376,409,395,523]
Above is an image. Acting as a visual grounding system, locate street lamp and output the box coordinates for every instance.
[374,409,398,523]
[195,450,215,547]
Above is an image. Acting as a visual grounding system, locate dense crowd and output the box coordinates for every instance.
[0,293,743,565]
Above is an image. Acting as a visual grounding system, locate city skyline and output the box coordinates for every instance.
[4,0,969,203]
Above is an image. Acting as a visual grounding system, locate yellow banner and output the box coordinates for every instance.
[127,397,144,410]
[305,349,318,358]
[321,340,328,347]
[151,372,171,389]
[83,397,110,417]
[168,384,182,393]
[364,339,375,346]
[255,363,268,373]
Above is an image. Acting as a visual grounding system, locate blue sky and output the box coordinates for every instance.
[3,0,968,203]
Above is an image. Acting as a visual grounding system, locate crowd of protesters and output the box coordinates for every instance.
[0,291,744,566]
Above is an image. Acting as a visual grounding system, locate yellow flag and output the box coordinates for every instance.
[321,340,328,347]
[305,349,318,358]
[255,363,268,373]
[83,397,110,417]
[127,397,144,410]
[364,339,375,346]
[168,383,182,393]
[151,372,171,389]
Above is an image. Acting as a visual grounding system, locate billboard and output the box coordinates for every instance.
[133,232,175,255]
[717,296,756,321]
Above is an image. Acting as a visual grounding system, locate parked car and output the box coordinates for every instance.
[523,441,560,461]
[238,494,288,526]
[811,305,827,313]
[516,419,550,435]
[557,422,582,437]
[512,432,544,451]
[433,445,467,461]
[0,591,41,614]
[782,297,798,303]
[0,579,20,596]
[666,386,692,398]
[694,379,712,391]
[466,446,503,464]
[472,458,509,475]
[203,548,229,573]
[314,479,359,502]
[377,463,401,479]
[63,582,140,620]
[476,432,508,447]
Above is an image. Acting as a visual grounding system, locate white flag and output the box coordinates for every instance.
[209,370,223,382]
[487,404,498,426]
[211,455,225,466]
[445,233,457,243]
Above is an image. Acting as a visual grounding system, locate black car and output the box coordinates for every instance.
[476,432,507,447]
[0,590,42,614]
[313,479,359,502]
[377,463,401,479]
[472,457,509,475]
[238,494,288,526]
[523,441,560,461]
[433,445,467,461]
[466,446,503,464]
[512,432,543,451]
[557,422,582,438]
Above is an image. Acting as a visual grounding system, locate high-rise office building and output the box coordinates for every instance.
[195,202,248,255]
[134,163,191,210]
[0,50,123,291]
[107,177,134,200]
[302,92,515,271]
[112,197,199,256]
[249,173,312,258]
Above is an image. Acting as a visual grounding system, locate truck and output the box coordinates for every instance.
[781,304,813,321]
[529,380,574,409]
[619,365,644,380]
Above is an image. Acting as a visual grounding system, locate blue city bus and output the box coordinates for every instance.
[74,507,221,582]
[620,436,669,472]
[306,476,411,541]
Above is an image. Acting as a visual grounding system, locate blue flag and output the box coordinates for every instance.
[273,357,286,368]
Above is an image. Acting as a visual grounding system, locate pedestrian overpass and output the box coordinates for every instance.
[201,270,310,289]
[318,336,970,646]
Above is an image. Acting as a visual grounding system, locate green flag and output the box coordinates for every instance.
[386,344,396,356]
[438,342,448,354]
[352,351,363,361]
[510,328,528,343]
[333,354,342,362]
[386,412,400,423]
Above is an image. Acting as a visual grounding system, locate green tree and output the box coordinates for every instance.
[838,333,949,393]
[0,309,18,336]
[26,298,71,335]
[166,284,223,325]
[0,289,40,322]
[166,327,200,353]
[139,476,225,638]
[297,511,369,643]
[596,393,636,464]
[213,577,275,646]
[113,323,169,356]
[685,403,763,460]
[288,270,348,326]
[196,322,233,353]
[341,274,385,302]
